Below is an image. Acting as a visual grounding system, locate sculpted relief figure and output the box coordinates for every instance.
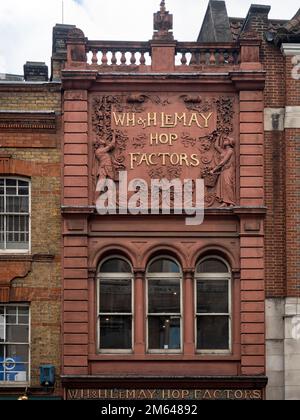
[93,131,124,183]
[210,135,236,207]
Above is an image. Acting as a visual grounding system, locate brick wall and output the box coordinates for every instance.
[0,83,62,394]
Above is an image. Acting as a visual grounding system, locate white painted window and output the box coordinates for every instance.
[195,257,232,354]
[0,305,30,385]
[0,178,30,252]
[147,257,182,353]
[97,257,133,353]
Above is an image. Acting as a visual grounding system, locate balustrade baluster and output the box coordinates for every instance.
[102,50,108,65]
[209,49,216,65]
[121,51,127,65]
[92,49,98,65]
[130,51,136,65]
[219,50,225,65]
[190,51,197,65]
[111,51,117,65]
[181,52,187,65]
[140,51,146,65]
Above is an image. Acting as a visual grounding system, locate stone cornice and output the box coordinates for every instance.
[0,110,57,133]
[281,43,300,56]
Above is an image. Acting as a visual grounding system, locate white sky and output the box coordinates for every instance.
[0,0,298,75]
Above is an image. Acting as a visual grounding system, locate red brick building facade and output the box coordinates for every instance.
[0,0,299,400]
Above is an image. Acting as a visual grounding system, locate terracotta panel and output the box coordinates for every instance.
[64,345,89,355]
[64,323,89,333]
[241,291,265,301]
[241,269,264,280]
[240,198,264,206]
[241,323,265,334]
[64,144,88,155]
[64,301,88,312]
[241,280,264,290]
[240,145,263,155]
[63,198,88,206]
[64,133,88,144]
[64,187,88,198]
[64,280,89,290]
[241,345,265,356]
[240,102,264,112]
[240,91,263,101]
[64,102,88,112]
[241,302,265,312]
[241,259,264,269]
[64,290,89,301]
[241,366,265,375]
[240,166,264,177]
[240,156,263,166]
[64,122,88,133]
[241,334,265,344]
[64,166,88,176]
[240,177,263,188]
[64,334,88,345]
[64,177,88,187]
[242,355,265,366]
[240,237,264,248]
[64,155,88,165]
[64,312,89,322]
[63,367,89,375]
[63,269,88,279]
[241,248,264,258]
[64,258,88,268]
[64,112,88,123]
[240,123,263,134]
[64,237,88,247]
[240,133,263,145]
[64,247,88,257]
[240,113,263,123]
[64,356,88,367]
[240,188,264,198]
[241,313,265,323]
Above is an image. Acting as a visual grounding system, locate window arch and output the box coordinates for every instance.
[0,177,30,252]
[97,256,133,352]
[195,256,231,353]
[146,257,182,353]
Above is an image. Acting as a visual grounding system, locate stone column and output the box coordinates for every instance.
[183,269,195,355]
[134,269,145,354]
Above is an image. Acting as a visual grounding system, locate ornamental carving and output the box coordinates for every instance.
[91,93,237,208]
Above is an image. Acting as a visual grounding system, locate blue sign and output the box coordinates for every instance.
[0,357,27,382]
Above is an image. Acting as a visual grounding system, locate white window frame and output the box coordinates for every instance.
[146,256,183,354]
[97,256,134,354]
[0,177,31,254]
[0,304,31,387]
[195,256,232,355]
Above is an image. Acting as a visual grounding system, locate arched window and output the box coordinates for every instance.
[195,257,231,353]
[98,257,133,352]
[0,178,30,252]
[147,257,182,353]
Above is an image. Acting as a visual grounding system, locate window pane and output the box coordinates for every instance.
[148,259,180,273]
[197,280,228,313]
[100,279,131,313]
[197,316,229,350]
[6,325,29,343]
[197,259,228,273]
[6,344,28,363]
[6,307,17,324]
[100,259,131,273]
[148,316,181,350]
[6,179,17,187]
[0,309,4,342]
[148,279,180,313]
[0,215,4,249]
[1,363,28,383]
[0,196,4,211]
[99,316,132,350]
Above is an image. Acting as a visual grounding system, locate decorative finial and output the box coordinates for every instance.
[153,0,174,41]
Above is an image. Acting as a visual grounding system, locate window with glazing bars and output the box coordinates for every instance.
[0,178,30,251]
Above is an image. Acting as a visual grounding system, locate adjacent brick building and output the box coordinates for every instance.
[0,0,299,400]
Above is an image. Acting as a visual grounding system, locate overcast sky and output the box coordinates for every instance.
[0,0,298,75]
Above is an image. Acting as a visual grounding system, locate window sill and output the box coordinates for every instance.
[89,354,240,362]
[0,382,29,388]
